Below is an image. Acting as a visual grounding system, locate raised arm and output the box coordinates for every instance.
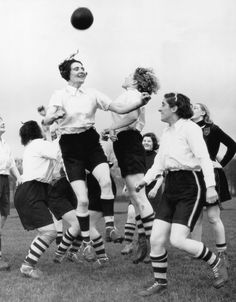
[108,92,151,114]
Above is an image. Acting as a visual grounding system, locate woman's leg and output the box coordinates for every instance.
[20,223,57,279]
[121,203,136,255]
[54,210,80,262]
[92,163,122,242]
[70,180,96,261]
[90,210,108,265]
[125,174,155,263]
[206,205,228,266]
[170,223,228,288]
[138,219,170,297]
[51,213,63,246]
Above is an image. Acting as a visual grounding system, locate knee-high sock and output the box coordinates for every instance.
[56,229,76,256]
[124,223,136,243]
[92,235,107,259]
[150,251,168,285]
[24,236,49,266]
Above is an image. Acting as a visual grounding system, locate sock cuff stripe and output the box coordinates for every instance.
[37,237,49,248]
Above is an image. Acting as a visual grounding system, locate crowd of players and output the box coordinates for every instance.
[0,51,235,297]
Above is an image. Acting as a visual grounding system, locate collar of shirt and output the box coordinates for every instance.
[65,84,85,96]
[164,118,186,133]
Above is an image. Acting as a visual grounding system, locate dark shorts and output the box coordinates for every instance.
[113,130,146,178]
[14,181,53,231]
[48,177,77,220]
[205,168,231,207]
[146,181,162,214]
[87,173,116,212]
[59,128,108,182]
[155,171,205,232]
[0,175,10,217]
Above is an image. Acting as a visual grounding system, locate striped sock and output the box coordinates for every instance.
[216,243,227,253]
[25,236,49,266]
[56,231,63,246]
[69,234,83,253]
[197,245,219,268]
[92,235,107,259]
[77,214,90,242]
[141,212,155,237]
[151,251,168,285]
[124,223,136,243]
[56,229,76,256]
[135,215,145,236]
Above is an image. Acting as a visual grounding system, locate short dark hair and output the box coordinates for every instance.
[19,120,43,146]
[133,67,160,95]
[58,59,83,81]
[142,132,159,150]
[164,93,193,119]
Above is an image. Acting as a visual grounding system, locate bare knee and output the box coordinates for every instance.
[76,197,89,208]
[150,233,165,250]
[208,215,221,225]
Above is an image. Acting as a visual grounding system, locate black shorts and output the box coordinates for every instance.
[59,128,107,181]
[155,171,205,232]
[146,181,162,214]
[0,175,10,217]
[48,177,77,220]
[14,181,53,231]
[205,168,231,207]
[87,173,116,212]
[113,130,146,178]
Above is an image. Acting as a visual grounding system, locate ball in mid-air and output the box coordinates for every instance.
[71,7,94,30]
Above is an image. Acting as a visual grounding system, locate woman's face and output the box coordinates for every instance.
[142,136,153,151]
[192,104,205,122]
[0,118,6,135]
[69,62,87,84]
[122,73,136,89]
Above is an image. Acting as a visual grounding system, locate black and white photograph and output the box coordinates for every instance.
[0,0,236,301]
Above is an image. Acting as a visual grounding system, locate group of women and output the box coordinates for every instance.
[1,51,235,297]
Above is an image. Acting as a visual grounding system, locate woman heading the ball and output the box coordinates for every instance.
[43,52,151,262]
[102,68,160,264]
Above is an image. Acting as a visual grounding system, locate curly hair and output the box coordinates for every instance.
[196,103,213,124]
[58,59,83,81]
[19,121,43,146]
[133,67,160,95]
[142,132,159,151]
[164,93,193,119]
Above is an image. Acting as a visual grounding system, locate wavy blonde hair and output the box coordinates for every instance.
[196,103,213,124]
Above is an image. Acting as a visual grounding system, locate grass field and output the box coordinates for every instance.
[0,199,236,302]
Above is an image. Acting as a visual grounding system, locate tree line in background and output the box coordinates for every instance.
[9,158,236,204]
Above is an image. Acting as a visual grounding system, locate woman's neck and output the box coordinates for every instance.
[68,81,82,89]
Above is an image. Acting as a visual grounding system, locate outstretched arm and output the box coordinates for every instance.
[108,92,151,114]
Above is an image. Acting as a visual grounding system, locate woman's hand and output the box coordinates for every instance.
[148,188,158,199]
[206,186,218,204]
[141,92,151,105]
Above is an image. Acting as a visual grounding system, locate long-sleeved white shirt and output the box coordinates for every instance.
[48,85,112,135]
[144,119,216,188]
[111,89,145,133]
[22,139,60,183]
[0,138,16,175]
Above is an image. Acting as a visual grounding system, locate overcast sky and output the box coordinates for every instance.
[1,0,236,157]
